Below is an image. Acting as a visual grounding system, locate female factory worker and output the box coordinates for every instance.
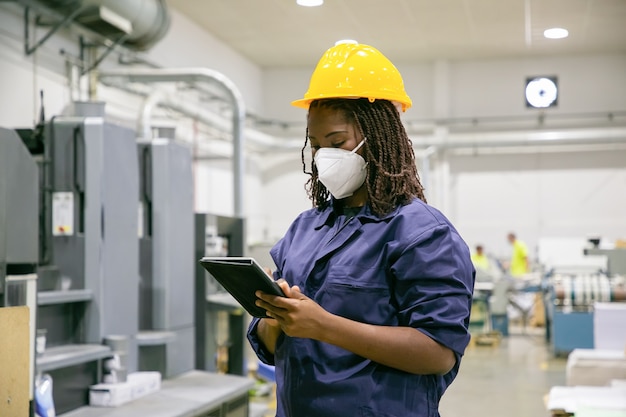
[247,41,475,417]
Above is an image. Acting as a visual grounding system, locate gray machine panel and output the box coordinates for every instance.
[139,139,194,330]
[137,138,195,377]
[0,128,39,266]
[151,139,194,329]
[99,121,140,338]
[47,117,140,371]
[45,119,87,290]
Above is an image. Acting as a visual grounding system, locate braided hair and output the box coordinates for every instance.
[301,98,427,216]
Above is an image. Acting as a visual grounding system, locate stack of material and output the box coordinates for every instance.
[566,349,626,386]
[547,382,626,416]
[565,349,626,386]
[549,348,626,416]
[594,302,626,351]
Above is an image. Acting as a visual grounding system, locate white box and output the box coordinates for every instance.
[89,381,134,407]
[89,372,161,407]
[566,349,626,386]
[128,371,161,398]
[594,302,626,351]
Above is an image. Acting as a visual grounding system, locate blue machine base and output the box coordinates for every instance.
[552,310,594,356]
[491,314,509,337]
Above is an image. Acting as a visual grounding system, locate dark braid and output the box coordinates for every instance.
[300,98,427,216]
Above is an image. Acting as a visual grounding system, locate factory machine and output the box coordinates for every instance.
[1,101,255,416]
[41,102,141,413]
[137,128,196,378]
[194,213,246,375]
[1,127,40,412]
[548,273,626,355]
[2,101,142,413]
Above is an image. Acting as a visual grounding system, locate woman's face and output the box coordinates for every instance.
[307,105,363,157]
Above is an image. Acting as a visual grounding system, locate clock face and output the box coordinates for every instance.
[525,77,558,108]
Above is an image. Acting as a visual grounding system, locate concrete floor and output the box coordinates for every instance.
[440,326,567,417]
[251,325,567,417]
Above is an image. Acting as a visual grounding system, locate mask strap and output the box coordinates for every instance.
[351,137,367,154]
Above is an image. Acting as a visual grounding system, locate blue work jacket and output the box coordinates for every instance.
[248,198,475,417]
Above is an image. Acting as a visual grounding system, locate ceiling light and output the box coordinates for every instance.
[544,28,569,39]
[297,0,323,6]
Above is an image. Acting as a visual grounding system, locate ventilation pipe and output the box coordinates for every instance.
[99,67,247,217]
[137,89,302,152]
[21,0,170,51]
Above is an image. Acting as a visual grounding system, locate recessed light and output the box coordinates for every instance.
[544,28,569,39]
[297,0,323,6]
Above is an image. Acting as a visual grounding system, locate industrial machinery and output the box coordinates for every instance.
[37,101,140,413]
[1,101,141,413]
[194,213,247,375]
[584,247,626,277]
[548,273,626,355]
[137,129,196,378]
[2,101,256,415]
[0,127,40,411]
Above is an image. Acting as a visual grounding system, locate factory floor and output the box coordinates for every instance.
[440,324,566,416]
[249,323,567,417]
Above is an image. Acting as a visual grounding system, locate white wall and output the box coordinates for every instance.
[144,10,264,114]
[448,149,626,261]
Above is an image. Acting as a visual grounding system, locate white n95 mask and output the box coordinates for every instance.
[314,138,368,199]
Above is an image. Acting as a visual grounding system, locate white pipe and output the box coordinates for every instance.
[278,126,626,150]
[138,89,302,150]
[139,89,166,140]
[100,67,247,216]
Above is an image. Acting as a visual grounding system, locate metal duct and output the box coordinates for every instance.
[28,0,170,50]
[99,67,246,217]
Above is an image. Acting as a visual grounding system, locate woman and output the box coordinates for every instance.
[248,42,475,417]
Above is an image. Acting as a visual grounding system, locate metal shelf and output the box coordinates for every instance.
[136,330,177,346]
[38,289,94,305]
[206,293,243,311]
[36,344,112,372]
[58,370,256,417]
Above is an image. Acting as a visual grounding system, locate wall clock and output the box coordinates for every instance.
[525,76,558,108]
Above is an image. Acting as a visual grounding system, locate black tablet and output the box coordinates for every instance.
[199,256,285,318]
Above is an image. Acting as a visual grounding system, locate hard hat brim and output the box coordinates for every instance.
[291,96,412,112]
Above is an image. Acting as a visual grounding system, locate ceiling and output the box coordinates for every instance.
[165,0,626,68]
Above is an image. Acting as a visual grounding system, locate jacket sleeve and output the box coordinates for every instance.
[245,224,295,365]
[390,223,475,357]
[246,317,276,365]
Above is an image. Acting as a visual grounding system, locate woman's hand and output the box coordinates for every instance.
[256,280,330,341]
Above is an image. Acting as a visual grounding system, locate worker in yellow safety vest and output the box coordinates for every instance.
[507,232,529,277]
[470,244,490,271]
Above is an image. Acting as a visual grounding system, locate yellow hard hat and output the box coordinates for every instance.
[291,41,412,112]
